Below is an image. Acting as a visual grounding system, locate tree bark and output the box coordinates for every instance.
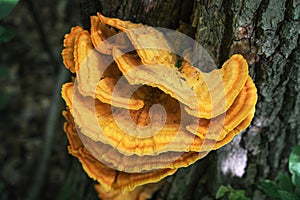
[79,0,300,199]
[80,0,193,29]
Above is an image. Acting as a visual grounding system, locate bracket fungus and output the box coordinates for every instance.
[61,12,257,199]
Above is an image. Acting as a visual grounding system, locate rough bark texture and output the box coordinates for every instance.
[80,0,193,29]
[79,0,300,199]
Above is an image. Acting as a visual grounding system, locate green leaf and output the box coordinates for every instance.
[228,190,250,200]
[0,26,15,42]
[259,180,280,198]
[216,185,250,200]
[289,145,300,190]
[0,0,19,19]
[278,190,300,200]
[293,175,300,193]
[277,172,294,192]
[216,185,230,199]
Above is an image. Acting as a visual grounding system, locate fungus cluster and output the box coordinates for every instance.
[61,13,257,199]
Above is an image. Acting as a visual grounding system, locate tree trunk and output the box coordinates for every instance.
[79,0,300,199]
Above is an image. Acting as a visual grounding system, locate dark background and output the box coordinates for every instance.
[0,1,99,199]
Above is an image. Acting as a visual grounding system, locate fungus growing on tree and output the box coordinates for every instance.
[61,12,257,199]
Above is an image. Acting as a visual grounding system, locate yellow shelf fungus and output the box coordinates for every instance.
[61,12,257,199]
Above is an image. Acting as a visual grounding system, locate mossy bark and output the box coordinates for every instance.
[79,0,300,199]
